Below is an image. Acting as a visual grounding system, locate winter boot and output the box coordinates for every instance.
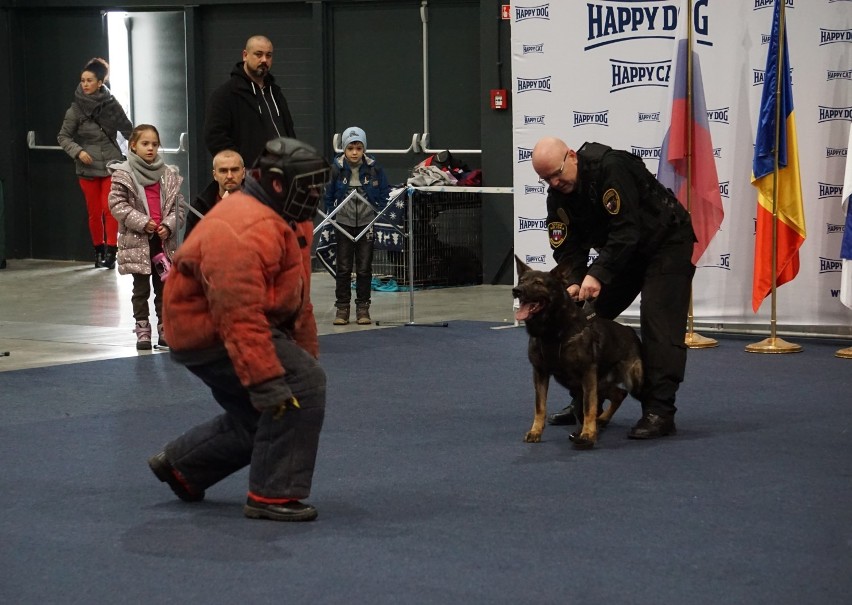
[94,244,106,268]
[356,303,372,325]
[103,245,118,270]
[156,324,169,350]
[134,320,152,350]
[333,306,350,326]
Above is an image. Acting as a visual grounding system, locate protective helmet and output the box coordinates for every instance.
[254,137,331,222]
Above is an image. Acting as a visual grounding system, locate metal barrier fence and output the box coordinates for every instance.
[314,186,512,325]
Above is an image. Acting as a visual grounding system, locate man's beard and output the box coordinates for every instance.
[249,65,268,79]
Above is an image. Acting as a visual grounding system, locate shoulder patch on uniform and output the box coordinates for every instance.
[548,221,567,248]
[602,188,621,215]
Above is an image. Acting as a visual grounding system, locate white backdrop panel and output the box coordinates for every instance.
[511,0,852,331]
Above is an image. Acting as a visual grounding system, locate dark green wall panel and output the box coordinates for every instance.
[1,0,513,279]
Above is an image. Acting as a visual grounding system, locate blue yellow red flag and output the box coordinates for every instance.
[750,0,806,313]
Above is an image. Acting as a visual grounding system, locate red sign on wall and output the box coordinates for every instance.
[501,5,511,20]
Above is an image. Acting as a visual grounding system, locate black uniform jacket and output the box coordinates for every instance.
[546,142,695,287]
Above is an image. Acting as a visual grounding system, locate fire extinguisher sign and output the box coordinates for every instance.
[501,5,510,20]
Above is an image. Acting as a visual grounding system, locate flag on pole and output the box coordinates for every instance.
[657,11,724,265]
[841,124,852,309]
[750,0,806,313]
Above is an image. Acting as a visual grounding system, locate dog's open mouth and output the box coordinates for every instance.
[515,301,543,321]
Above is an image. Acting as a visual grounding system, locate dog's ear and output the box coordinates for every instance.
[550,263,572,289]
[515,254,531,279]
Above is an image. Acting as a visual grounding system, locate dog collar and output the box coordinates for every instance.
[582,299,597,321]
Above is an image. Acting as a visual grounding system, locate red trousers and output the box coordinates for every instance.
[78,176,118,246]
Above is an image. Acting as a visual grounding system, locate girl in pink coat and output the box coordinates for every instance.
[108,124,185,350]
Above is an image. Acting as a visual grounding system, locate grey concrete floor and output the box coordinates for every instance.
[0,259,517,372]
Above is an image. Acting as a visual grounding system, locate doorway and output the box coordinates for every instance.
[107,11,191,206]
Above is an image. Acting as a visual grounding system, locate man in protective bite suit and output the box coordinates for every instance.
[148,137,330,521]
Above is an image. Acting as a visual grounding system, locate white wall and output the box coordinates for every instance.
[511,0,852,333]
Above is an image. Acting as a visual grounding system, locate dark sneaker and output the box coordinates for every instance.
[148,451,205,502]
[628,412,676,439]
[244,497,318,522]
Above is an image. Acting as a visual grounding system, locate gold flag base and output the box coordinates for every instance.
[835,346,852,359]
[684,332,718,348]
[744,337,802,354]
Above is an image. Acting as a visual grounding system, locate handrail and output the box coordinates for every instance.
[27,131,61,151]
[417,132,481,155]
[332,132,420,155]
[28,130,188,154]
[329,131,482,156]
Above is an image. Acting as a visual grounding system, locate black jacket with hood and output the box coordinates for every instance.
[203,62,296,166]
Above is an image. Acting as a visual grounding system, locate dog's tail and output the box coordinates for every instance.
[625,357,643,399]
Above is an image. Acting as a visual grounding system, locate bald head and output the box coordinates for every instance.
[212,150,245,197]
[531,137,579,194]
[213,149,244,168]
[245,35,272,51]
[531,137,568,172]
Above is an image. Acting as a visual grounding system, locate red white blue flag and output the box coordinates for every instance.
[657,25,724,266]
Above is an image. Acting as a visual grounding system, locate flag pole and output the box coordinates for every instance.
[683,0,718,349]
[745,0,801,354]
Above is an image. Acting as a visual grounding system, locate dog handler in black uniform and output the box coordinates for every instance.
[530,137,696,439]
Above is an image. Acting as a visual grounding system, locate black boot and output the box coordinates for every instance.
[103,245,117,270]
[548,402,578,425]
[94,244,106,268]
[628,412,676,439]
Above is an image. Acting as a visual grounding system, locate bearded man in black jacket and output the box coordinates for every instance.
[203,35,296,167]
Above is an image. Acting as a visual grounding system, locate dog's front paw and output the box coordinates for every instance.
[524,431,542,443]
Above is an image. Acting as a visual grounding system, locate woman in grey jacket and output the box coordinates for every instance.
[57,58,132,269]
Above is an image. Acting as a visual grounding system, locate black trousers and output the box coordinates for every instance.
[334,224,374,307]
[593,224,696,418]
[163,332,326,500]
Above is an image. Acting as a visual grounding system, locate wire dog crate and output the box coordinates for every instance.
[373,190,482,288]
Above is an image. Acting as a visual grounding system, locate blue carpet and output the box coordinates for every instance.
[1,322,850,604]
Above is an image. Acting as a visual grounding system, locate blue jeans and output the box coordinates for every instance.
[163,331,326,500]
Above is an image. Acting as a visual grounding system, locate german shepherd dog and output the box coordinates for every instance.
[512,256,643,448]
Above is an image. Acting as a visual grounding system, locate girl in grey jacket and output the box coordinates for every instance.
[108,124,184,350]
[57,58,132,269]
